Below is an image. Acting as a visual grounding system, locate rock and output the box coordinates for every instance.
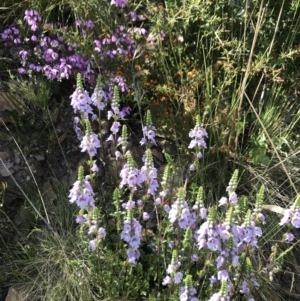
[0,162,15,177]
[14,151,21,164]
[43,181,56,203]
[5,286,29,301]
[31,154,45,161]
[0,91,22,125]
[0,152,9,161]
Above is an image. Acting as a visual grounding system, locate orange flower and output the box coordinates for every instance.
[150,79,158,85]
[187,69,197,80]
[134,64,141,71]
[161,96,167,102]
[117,65,126,76]
[158,4,164,9]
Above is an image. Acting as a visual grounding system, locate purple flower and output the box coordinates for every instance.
[120,163,144,189]
[292,210,300,228]
[91,162,99,172]
[141,125,156,145]
[80,132,101,157]
[127,247,140,264]
[122,200,136,209]
[70,89,93,114]
[218,197,228,206]
[191,254,199,262]
[69,179,95,208]
[207,236,221,251]
[210,276,217,285]
[143,212,150,221]
[88,225,98,235]
[76,215,85,224]
[188,125,208,149]
[190,164,196,171]
[240,280,250,295]
[111,0,127,9]
[162,276,172,286]
[85,20,94,29]
[18,68,27,74]
[209,292,222,301]
[89,239,97,251]
[174,272,183,284]
[154,197,161,205]
[98,227,106,240]
[19,50,28,60]
[217,270,229,281]
[284,232,295,241]
[279,208,294,226]
[229,192,238,205]
[111,121,121,134]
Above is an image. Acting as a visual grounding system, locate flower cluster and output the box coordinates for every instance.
[0,25,21,46]
[121,217,142,264]
[120,152,144,190]
[188,115,208,171]
[179,275,198,301]
[168,188,196,229]
[0,5,147,86]
[140,110,157,145]
[24,9,42,31]
[162,251,183,285]
[69,167,95,209]
[139,148,159,195]
[279,195,300,229]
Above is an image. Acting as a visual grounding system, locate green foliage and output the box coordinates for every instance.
[2,0,300,300]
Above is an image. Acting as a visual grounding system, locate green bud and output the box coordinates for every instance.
[146,110,153,125]
[76,73,83,90]
[246,257,253,274]
[85,119,92,135]
[238,195,248,214]
[293,195,300,210]
[183,275,192,288]
[225,206,234,227]
[220,279,228,296]
[121,125,128,151]
[255,185,265,209]
[196,186,204,206]
[183,227,192,248]
[162,164,171,184]
[208,207,216,226]
[227,169,238,192]
[171,250,178,263]
[197,270,206,279]
[177,187,186,203]
[243,209,252,227]
[78,166,84,183]
[146,148,153,167]
[196,114,201,127]
[113,86,120,106]
[96,75,102,88]
[91,207,100,220]
[126,208,133,221]
[127,153,135,168]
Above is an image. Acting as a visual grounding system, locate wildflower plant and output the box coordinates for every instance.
[2,1,300,301]
[67,67,299,300]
